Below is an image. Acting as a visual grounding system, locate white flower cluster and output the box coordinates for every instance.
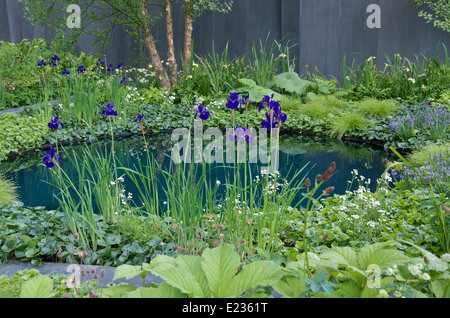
[125,86,144,104]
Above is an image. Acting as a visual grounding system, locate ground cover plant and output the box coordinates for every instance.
[0,32,449,299]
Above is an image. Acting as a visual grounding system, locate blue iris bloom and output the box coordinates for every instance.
[194,104,210,121]
[51,55,60,66]
[37,60,46,67]
[134,113,148,121]
[78,65,85,73]
[63,68,70,75]
[118,63,123,69]
[261,112,278,131]
[102,103,118,116]
[43,147,60,168]
[258,95,287,129]
[48,116,64,130]
[226,92,241,109]
[120,77,127,84]
[228,127,254,143]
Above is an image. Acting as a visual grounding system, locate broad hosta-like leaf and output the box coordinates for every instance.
[123,282,186,298]
[226,260,281,298]
[273,72,310,96]
[237,78,283,102]
[358,242,409,270]
[201,244,241,298]
[148,254,209,298]
[19,275,53,298]
[272,263,308,298]
[112,264,143,281]
[319,246,359,269]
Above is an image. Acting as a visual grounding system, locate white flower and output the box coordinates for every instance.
[379,289,389,298]
[216,180,221,186]
[385,267,394,276]
[441,253,450,262]
[408,264,421,276]
[422,273,431,281]
[408,78,416,84]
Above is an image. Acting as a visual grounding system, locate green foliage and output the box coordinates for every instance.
[330,112,373,139]
[0,112,47,161]
[113,244,281,298]
[0,202,176,266]
[296,95,346,120]
[19,275,53,298]
[410,0,450,33]
[0,172,18,205]
[353,98,400,119]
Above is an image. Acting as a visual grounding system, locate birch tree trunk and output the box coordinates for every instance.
[183,2,194,74]
[165,0,178,87]
[140,0,171,90]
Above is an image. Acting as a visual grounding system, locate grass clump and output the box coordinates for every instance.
[354,98,400,119]
[297,95,346,119]
[407,142,450,167]
[330,112,373,139]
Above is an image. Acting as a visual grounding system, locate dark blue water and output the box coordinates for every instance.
[0,132,391,211]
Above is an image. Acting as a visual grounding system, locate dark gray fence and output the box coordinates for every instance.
[2,0,450,84]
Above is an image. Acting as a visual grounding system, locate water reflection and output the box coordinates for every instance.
[0,132,391,210]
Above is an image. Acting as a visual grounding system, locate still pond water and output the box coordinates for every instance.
[1,132,392,211]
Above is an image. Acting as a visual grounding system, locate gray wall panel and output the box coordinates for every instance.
[1,0,450,84]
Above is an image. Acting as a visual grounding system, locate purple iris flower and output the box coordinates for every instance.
[37,60,46,67]
[194,104,210,120]
[51,55,60,66]
[107,64,114,72]
[48,116,64,130]
[258,94,287,128]
[102,103,118,116]
[78,65,85,73]
[228,127,254,143]
[43,147,60,168]
[117,63,123,69]
[226,92,241,109]
[261,112,278,131]
[120,77,127,84]
[63,68,70,75]
[134,113,148,121]
[97,58,104,65]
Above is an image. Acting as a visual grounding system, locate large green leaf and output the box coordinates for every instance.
[226,260,281,297]
[19,275,53,298]
[123,282,186,298]
[201,244,241,298]
[112,264,143,281]
[272,263,308,298]
[432,279,450,298]
[319,246,359,269]
[358,242,409,270]
[101,283,137,298]
[273,72,310,96]
[148,254,209,298]
[237,78,283,102]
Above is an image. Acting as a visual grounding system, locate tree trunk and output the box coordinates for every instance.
[140,0,171,90]
[164,0,178,87]
[183,3,194,74]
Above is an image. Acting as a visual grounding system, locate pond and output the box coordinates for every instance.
[1,132,392,212]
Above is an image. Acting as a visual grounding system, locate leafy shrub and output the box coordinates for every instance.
[0,112,47,161]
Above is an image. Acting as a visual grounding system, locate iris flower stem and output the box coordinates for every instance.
[303,181,324,274]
